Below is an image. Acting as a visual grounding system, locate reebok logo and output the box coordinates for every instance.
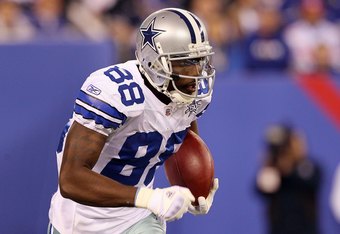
[86,84,101,95]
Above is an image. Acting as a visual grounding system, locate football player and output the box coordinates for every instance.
[48,8,219,234]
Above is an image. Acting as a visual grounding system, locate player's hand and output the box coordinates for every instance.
[135,186,195,221]
[188,178,219,215]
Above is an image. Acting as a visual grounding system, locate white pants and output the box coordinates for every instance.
[48,213,166,234]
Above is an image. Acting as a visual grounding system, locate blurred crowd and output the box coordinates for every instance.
[1,0,340,74]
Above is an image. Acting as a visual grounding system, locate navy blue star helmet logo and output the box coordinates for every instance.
[140,18,165,51]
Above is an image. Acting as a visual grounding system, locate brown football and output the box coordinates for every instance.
[164,130,214,205]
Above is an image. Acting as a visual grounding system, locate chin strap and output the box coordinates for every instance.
[169,91,195,105]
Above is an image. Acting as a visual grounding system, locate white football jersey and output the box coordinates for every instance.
[49,60,212,234]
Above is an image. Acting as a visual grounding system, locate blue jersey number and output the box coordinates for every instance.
[104,66,145,106]
[100,129,188,186]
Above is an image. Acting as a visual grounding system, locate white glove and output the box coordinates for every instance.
[189,178,219,215]
[135,186,195,221]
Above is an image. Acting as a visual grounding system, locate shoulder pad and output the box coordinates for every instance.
[80,61,146,119]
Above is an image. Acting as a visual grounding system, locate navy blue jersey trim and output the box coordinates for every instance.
[57,122,71,153]
[196,103,210,118]
[77,90,127,122]
[74,104,121,129]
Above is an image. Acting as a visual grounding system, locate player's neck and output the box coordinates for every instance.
[140,70,171,105]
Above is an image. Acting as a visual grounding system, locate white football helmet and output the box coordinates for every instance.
[136,8,215,104]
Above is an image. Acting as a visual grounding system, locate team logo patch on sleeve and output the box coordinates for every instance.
[87,84,102,95]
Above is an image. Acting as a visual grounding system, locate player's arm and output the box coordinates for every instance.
[59,121,137,207]
[190,120,199,134]
[59,121,194,221]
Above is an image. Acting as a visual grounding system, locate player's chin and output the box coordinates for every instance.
[179,86,196,95]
